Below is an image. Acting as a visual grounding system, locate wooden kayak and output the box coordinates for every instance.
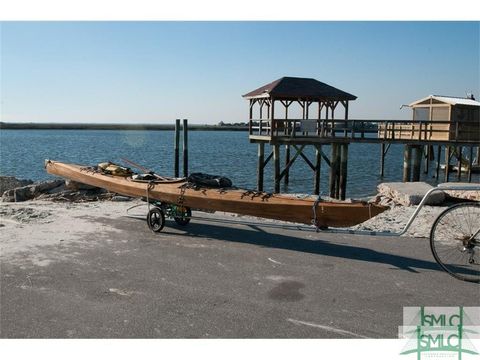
[45,160,387,227]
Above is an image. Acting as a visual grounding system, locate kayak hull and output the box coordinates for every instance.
[45,160,386,227]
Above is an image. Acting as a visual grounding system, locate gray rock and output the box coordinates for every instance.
[65,179,99,191]
[1,179,64,202]
[377,182,445,206]
[111,195,133,202]
[0,176,33,193]
[31,179,65,193]
[1,191,15,202]
[46,184,67,194]
[438,182,480,201]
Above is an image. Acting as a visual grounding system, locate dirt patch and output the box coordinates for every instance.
[268,280,305,302]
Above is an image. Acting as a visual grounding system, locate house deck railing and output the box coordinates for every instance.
[248,119,479,143]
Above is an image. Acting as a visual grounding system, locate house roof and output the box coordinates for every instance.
[242,76,357,101]
[409,95,480,107]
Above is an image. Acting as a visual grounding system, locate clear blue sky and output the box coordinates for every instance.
[1,21,478,124]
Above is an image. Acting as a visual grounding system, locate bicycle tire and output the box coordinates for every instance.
[430,202,480,283]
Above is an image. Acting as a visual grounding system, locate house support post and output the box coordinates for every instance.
[423,145,430,174]
[445,146,451,182]
[403,145,412,182]
[412,145,422,182]
[435,145,442,180]
[457,146,462,181]
[468,146,473,183]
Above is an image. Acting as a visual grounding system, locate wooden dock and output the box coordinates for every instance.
[243,78,479,199]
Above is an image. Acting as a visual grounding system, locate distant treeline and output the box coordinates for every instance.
[0,121,378,132]
[0,122,249,131]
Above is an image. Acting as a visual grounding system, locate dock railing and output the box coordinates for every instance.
[249,119,479,144]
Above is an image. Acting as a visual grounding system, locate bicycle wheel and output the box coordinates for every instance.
[430,202,480,283]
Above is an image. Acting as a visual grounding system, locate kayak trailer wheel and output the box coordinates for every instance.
[174,207,192,226]
[147,207,165,233]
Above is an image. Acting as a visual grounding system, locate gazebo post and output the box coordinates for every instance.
[283,100,290,187]
[314,145,321,195]
[284,145,290,187]
[273,144,280,193]
[339,143,348,200]
[329,144,339,197]
[257,142,264,192]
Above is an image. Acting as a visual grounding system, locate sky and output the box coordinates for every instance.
[1,21,479,124]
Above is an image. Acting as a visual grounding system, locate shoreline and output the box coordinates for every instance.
[1,177,477,239]
[0,122,378,133]
[0,122,248,131]
[0,197,446,239]
[0,183,453,239]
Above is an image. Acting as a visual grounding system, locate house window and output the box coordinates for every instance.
[432,107,449,121]
[413,107,429,121]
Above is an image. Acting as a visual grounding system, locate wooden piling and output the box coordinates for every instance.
[257,143,265,191]
[423,145,429,174]
[182,119,188,177]
[174,119,180,177]
[380,143,385,177]
[314,145,321,195]
[339,144,348,200]
[284,145,290,186]
[329,144,339,198]
[335,148,341,199]
[403,145,412,182]
[429,145,435,160]
[329,144,335,197]
[273,144,280,193]
[468,146,473,183]
[412,145,422,182]
[457,146,462,181]
[445,146,451,182]
[435,145,442,180]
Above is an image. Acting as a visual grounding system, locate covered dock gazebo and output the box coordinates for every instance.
[243,76,357,198]
[243,76,357,140]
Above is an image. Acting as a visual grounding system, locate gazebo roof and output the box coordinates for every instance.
[242,76,357,101]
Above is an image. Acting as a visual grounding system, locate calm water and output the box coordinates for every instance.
[0,129,476,198]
